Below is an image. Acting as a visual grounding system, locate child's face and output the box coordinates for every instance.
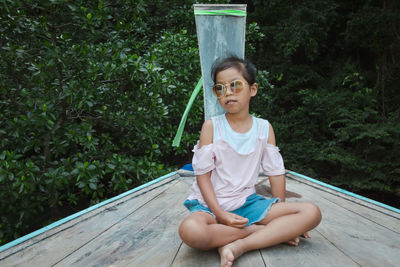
[214,67,257,114]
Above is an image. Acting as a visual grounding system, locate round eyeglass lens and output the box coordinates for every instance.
[232,80,244,93]
[213,84,225,98]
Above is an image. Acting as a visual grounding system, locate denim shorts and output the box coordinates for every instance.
[183,194,280,226]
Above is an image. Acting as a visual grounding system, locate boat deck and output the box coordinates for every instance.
[1,171,399,266]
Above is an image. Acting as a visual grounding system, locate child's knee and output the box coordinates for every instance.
[179,218,196,239]
[179,218,212,249]
[305,203,322,225]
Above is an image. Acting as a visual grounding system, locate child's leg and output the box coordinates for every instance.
[219,202,321,267]
[179,212,262,250]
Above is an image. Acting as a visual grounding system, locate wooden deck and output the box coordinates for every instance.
[1,171,399,267]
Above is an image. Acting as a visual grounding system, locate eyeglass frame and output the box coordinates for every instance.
[212,79,249,99]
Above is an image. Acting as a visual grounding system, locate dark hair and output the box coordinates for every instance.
[211,56,257,85]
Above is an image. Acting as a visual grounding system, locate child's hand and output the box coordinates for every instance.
[216,211,249,228]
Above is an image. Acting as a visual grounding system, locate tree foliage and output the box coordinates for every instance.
[1,0,399,245]
[0,0,208,244]
[247,0,400,194]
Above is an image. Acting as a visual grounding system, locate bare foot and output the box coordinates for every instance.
[285,236,299,246]
[285,232,311,246]
[302,232,311,238]
[218,241,244,267]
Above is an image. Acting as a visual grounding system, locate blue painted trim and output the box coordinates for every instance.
[0,171,177,253]
[288,171,400,214]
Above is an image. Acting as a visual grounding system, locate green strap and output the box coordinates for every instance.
[194,10,246,16]
[172,78,203,147]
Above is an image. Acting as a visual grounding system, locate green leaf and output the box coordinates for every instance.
[87,164,96,171]
[19,183,24,194]
[89,183,97,190]
[107,164,116,170]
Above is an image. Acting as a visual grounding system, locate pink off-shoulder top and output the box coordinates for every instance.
[187,114,286,211]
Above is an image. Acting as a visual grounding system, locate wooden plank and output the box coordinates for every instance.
[177,175,196,188]
[319,192,400,233]
[261,229,359,266]
[234,249,265,267]
[0,176,179,266]
[286,173,400,232]
[172,244,265,267]
[5,172,397,267]
[286,173,400,220]
[54,178,190,266]
[171,243,220,267]
[285,178,400,267]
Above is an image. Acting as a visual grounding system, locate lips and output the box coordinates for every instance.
[225,99,237,105]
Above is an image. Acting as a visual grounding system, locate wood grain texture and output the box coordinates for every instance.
[171,243,220,267]
[286,177,400,267]
[54,178,190,267]
[286,173,400,220]
[234,249,266,267]
[0,176,179,266]
[172,243,265,267]
[261,229,359,266]
[2,174,399,267]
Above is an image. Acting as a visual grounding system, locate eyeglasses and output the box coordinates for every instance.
[212,80,248,98]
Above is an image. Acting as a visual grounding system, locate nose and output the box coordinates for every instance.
[225,84,234,95]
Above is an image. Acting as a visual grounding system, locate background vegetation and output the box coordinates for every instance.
[0,0,399,245]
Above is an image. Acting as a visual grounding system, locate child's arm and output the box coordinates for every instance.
[267,123,286,202]
[269,175,286,202]
[196,120,248,228]
[266,123,311,240]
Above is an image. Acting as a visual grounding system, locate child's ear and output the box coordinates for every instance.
[250,83,258,97]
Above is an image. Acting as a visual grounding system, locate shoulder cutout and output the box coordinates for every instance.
[267,122,276,146]
[198,119,213,148]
